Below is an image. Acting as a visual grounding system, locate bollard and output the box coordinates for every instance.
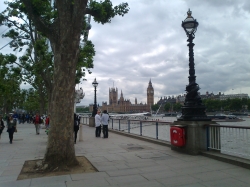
[140,121,142,136]
[156,122,158,139]
[79,124,83,141]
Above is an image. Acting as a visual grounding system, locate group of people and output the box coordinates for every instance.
[1,111,107,144]
[0,112,51,143]
[95,110,110,138]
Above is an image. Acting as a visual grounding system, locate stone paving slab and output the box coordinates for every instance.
[66,178,111,187]
[105,174,148,186]
[30,175,71,186]
[159,174,205,186]
[119,180,165,187]
[1,123,250,187]
[71,172,107,181]
[201,177,250,187]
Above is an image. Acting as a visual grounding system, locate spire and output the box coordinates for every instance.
[148,78,152,86]
[148,78,153,89]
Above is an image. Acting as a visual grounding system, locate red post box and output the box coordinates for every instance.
[170,126,185,147]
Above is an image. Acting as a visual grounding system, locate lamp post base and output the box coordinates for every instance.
[171,120,217,155]
[89,117,95,127]
[178,105,211,121]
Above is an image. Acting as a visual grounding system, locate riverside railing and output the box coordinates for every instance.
[109,118,172,141]
[80,116,250,160]
[206,124,250,159]
[80,116,172,141]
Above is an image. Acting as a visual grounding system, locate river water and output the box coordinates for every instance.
[108,116,250,159]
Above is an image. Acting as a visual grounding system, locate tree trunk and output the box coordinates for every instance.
[44,42,80,168]
[44,2,86,167]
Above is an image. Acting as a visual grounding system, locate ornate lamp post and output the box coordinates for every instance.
[178,9,210,121]
[92,78,98,117]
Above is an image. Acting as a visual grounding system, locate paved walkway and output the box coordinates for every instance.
[0,123,250,187]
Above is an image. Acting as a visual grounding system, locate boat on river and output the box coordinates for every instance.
[208,113,245,122]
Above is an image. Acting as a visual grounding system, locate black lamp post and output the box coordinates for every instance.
[178,9,210,121]
[92,78,98,117]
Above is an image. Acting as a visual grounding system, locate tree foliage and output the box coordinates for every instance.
[0,53,22,113]
[88,0,129,24]
[164,103,171,112]
[76,106,90,113]
[151,104,159,112]
[0,0,97,114]
[203,98,249,112]
[173,103,182,112]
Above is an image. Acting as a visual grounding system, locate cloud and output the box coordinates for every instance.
[1,0,249,107]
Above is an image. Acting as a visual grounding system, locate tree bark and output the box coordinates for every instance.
[43,0,88,169]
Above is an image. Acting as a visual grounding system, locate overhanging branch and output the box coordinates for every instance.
[20,0,53,40]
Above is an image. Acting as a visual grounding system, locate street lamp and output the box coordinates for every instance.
[178,9,210,121]
[92,78,98,117]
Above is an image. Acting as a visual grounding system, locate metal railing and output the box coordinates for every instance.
[80,116,250,160]
[206,124,250,159]
[81,116,89,125]
[109,118,172,141]
[80,116,172,141]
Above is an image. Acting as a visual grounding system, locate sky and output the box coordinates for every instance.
[1,0,250,107]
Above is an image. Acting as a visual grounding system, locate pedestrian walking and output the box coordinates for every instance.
[95,110,101,137]
[45,114,50,129]
[33,112,42,135]
[101,110,109,138]
[0,115,5,140]
[73,113,79,144]
[6,115,17,144]
[21,113,25,124]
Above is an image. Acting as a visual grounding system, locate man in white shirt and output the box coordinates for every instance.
[101,110,109,138]
[95,110,101,137]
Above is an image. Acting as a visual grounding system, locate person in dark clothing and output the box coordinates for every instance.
[73,113,79,144]
[0,115,5,140]
[7,115,17,144]
[21,113,25,123]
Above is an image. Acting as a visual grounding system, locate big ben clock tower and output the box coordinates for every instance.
[147,79,154,106]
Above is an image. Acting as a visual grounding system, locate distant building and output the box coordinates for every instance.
[200,92,249,101]
[219,93,248,100]
[157,91,249,107]
[96,79,154,113]
[157,96,176,105]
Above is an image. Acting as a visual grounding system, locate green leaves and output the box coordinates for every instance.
[90,0,129,24]
[203,98,249,112]
[0,53,22,112]
[151,104,159,112]
[76,40,95,84]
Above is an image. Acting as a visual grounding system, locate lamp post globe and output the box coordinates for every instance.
[178,9,210,121]
[182,9,198,37]
[92,78,98,117]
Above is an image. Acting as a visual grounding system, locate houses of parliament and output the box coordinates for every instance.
[100,79,154,113]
